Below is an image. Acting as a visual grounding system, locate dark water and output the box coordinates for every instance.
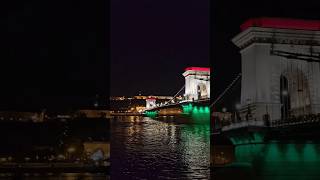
[111,116,210,179]
[0,173,109,180]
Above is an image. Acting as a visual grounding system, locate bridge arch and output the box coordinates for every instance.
[280,68,312,119]
[197,83,209,99]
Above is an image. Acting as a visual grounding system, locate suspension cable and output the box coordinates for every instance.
[210,73,242,108]
[165,84,185,105]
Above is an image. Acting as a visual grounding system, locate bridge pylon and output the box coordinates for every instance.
[183,67,210,101]
[232,17,320,124]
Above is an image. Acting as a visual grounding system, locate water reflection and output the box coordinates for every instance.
[111,115,210,179]
[2,173,109,180]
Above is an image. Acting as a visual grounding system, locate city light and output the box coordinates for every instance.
[282,90,288,96]
[235,103,241,110]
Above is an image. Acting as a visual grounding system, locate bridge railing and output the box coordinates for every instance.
[270,113,320,127]
[145,98,210,111]
[221,120,265,131]
[214,113,320,131]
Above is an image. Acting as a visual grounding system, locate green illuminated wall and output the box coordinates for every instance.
[182,103,210,122]
[146,103,210,122]
[145,111,158,118]
[229,132,265,145]
[234,142,320,179]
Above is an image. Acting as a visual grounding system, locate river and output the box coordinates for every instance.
[110,115,210,179]
[0,173,109,180]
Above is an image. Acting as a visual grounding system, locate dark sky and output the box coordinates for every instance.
[111,0,209,96]
[2,0,320,110]
[0,1,108,110]
[211,0,320,110]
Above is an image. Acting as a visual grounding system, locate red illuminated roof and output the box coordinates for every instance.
[240,17,320,31]
[146,97,156,100]
[185,67,210,72]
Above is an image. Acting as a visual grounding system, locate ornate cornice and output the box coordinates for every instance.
[232,27,320,49]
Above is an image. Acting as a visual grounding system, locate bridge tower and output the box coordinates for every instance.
[146,97,157,109]
[183,67,210,101]
[232,18,320,123]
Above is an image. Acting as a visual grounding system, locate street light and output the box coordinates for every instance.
[222,107,227,112]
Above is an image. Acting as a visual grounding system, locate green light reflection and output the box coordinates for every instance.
[145,111,158,118]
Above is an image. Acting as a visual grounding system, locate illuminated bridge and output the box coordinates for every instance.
[212,18,320,178]
[143,67,210,117]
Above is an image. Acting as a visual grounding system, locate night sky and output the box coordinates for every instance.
[2,0,320,110]
[111,0,209,96]
[211,0,320,110]
[0,1,109,110]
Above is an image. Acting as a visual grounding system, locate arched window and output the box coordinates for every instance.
[280,75,290,120]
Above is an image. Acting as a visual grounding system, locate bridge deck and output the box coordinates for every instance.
[145,99,210,112]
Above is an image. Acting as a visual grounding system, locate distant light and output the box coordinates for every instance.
[235,103,241,110]
[282,90,288,96]
[57,154,65,159]
[67,147,76,153]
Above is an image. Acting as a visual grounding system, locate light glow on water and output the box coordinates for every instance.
[111,116,210,179]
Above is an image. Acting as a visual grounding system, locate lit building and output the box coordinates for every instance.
[76,109,110,118]
[83,141,110,162]
[110,95,173,101]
